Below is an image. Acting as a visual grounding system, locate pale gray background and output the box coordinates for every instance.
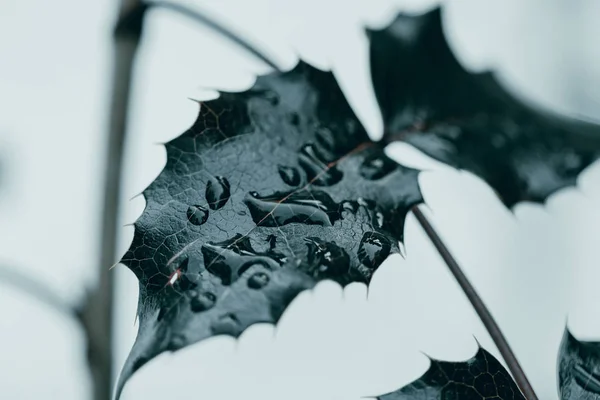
[1,0,599,399]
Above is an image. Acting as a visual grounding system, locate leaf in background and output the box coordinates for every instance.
[377,347,524,400]
[369,7,600,207]
[558,329,600,399]
[116,61,422,397]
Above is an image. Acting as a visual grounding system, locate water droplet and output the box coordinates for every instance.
[278,165,301,186]
[289,112,300,126]
[191,291,216,312]
[245,190,341,227]
[265,91,280,106]
[315,127,336,155]
[212,313,240,336]
[202,234,280,285]
[357,197,369,208]
[304,237,350,278]
[375,211,384,228]
[168,334,186,350]
[248,272,270,289]
[187,205,209,225]
[206,176,230,210]
[358,232,391,270]
[298,144,342,186]
[266,234,277,250]
[341,201,358,214]
[359,153,397,180]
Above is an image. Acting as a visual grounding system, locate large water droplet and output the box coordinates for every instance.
[298,144,342,186]
[304,237,350,278]
[248,272,270,289]
[187,205,209,225]
[358,232,391,270]
[191,291,216,312]
[245,190,341,227]
[278,165,301,187]
[206,176,230,210]
[168,334,187,351]
[202,234,281,285]
[359,153,397,180]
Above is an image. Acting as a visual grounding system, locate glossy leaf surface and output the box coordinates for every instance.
[117,61,422,396]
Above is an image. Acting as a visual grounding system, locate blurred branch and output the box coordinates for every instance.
[77,2,283,399]
[0,266,77,318]
[411,205,539,400]
[79,1,146,400]
[147,1,282,71]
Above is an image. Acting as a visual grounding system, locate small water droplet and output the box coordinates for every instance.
[315,127,336,156]
[341,201,358,214]
[304,237,350,278]
[357,197,369,208]
[191,291,216,312]
[206,176,230,210]
[358,232,391,270]
[289,112,300,126]
[266,234,277,250]
[278,165,301,186]
[245,190,341,227]
[248,272,270,289]
[359,153,397,180]
[202,234,280,285]
[187,205,209,225]
[168,334,186,350]
[298,144,342,186]
[212,313,240,336]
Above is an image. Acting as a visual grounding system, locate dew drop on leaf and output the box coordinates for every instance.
[206,176,230,210]
[190,292,216,313]
[247,272,270,289]
[212,313,240,335]
[359,153,397,180]
[277,165,302,186]
[245,190,341,227]
[186,205,209,225]
[304,237,350,279]
[358,231,392,270]
[298,144,342,186]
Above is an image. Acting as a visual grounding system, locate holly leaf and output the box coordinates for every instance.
[559,329,600,399]
[377,347,525,400]
[116,62,422,397]
[369,7,600,207]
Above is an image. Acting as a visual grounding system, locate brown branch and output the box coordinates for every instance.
[411,205,538,400]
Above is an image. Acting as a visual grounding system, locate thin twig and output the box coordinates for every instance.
[0,266,76,318]
[411,205,538,400]
[147,1,282,72]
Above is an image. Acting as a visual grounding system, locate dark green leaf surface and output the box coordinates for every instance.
[559,329,600,399]
[369,7,600,207]
[116,62,422,397]
[378,347,525,400]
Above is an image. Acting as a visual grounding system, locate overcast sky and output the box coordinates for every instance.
[1,0,600,399]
